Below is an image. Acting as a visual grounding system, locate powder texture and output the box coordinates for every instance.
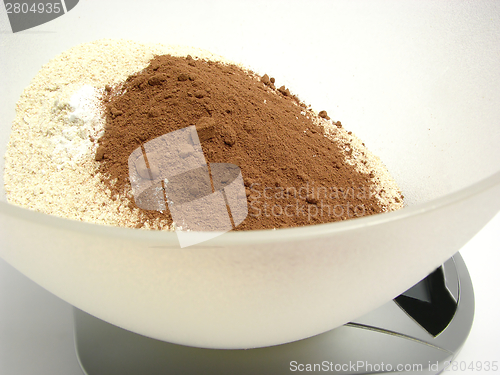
[4,39,404,230]
[97,54,403,230]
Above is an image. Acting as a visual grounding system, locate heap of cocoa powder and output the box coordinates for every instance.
[95,54,402,230]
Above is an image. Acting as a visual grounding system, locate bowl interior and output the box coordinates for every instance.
[1,1,499,206]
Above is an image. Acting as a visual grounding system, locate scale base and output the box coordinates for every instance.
[74,253,473,375]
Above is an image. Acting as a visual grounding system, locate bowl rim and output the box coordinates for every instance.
[1,170,500,247]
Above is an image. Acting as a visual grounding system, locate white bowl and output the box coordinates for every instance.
[1,0,499,349]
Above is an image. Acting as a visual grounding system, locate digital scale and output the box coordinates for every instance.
[72,254,472,375]
[3,239,500,375]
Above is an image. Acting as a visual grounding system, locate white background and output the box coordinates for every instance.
[1,1,499,373]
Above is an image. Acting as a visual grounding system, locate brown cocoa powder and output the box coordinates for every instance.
[96,54,399,230]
